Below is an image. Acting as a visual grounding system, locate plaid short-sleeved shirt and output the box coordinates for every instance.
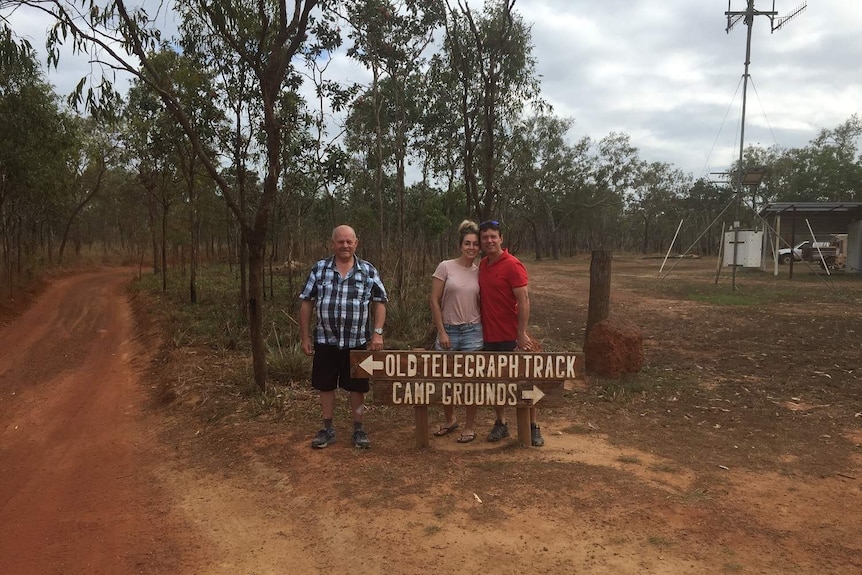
[299,255,388,349]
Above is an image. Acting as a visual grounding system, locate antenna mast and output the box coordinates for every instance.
[723,0,806,288]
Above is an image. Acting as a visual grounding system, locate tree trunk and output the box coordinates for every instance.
[394,76,406,301]
[59,160,107,264]
[188,159,198,304]
[641,213,652,254]
[372,61,385,262]
[16,215,22,277]
[160,197,169,293]
[246,237,267,391]
[144,185,160,274]
[529,220,542,261]
[239,226,248,319]
[585,249,612,345]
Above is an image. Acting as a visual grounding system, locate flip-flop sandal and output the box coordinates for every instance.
[457,433,476,443]
[433,422,459,436]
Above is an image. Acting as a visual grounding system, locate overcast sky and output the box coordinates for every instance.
[520,0,861,179]
[8,1,861,179]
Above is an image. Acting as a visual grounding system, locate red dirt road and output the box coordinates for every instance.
[0,269,197,575]
[3,264,860,574]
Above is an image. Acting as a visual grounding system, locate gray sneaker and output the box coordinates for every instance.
[352,429,371,449]
[311,428,336,449]
[487,422,510,442]
[531,425,545,447]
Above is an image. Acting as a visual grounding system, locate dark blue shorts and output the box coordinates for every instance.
[483,340,517,352]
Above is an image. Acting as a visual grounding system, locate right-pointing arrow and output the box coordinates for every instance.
[521,385,545,405]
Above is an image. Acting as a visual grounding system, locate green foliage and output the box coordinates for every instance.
[688,292,768,306]
[0,46,124,278]
[732,115,862,212]
[266,331,312,384]
[133,260,436,367]
[386,276,433,349]
[134,269,250,349]
[0,25,37,84]
[442,0,543,220]
[592,365,691,404]
[650,278,845,307]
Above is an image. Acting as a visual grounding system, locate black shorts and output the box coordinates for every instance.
[311,343,370,393]
[483,340,517,352]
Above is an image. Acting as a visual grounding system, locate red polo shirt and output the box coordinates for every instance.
[478,249,528,343]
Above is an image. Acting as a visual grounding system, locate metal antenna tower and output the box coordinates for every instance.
[723,0,806,289]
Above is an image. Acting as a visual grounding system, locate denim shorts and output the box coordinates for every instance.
[435,322,484,351]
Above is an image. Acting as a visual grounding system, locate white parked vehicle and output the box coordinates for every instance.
[777,240,831,264]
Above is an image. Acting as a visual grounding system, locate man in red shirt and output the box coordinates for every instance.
[478,220,543,447]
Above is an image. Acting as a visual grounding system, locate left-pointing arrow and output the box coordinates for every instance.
[359,355,384,376]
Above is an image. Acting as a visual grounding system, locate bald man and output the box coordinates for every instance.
[299,225,388,449]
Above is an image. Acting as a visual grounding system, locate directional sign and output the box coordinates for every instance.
[521,385,545,403]
[351,350,583,381]
[371,380,564,407]
[358,355,384,375]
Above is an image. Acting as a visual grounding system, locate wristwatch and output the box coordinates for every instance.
[373,327,384,335]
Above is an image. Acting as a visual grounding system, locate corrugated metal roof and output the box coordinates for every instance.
[758,202,862,217]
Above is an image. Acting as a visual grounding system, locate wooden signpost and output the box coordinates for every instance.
[351,350,584,448]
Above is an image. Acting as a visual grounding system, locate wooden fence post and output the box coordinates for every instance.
[585,249,612,345]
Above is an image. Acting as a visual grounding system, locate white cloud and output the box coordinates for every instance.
[521,0,861,177]
[6,1,860,179]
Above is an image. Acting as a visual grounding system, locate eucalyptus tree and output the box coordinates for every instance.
[0,47,71,288]
[343,0,388,256]
[9,0,327,389]
[343,0,443,296]
[80,166,149,261]
[627,161,690,254]
[178,4,262,315]
[584,132,640,249]
[442,0,540,221]
[504,113,589,260]
[679,178,735,256]
[176,1,325,389]
[152,39,223,304]
[0,12,40,84]
[342,84,396,231]
[57,115,120,264]
[726,144,782,219]
[123,56,188,290]
[300,49,355,230]
[771,115,862,203]
[418,51,462,192]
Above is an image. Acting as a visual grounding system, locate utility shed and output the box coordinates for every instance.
[758,202,862,274]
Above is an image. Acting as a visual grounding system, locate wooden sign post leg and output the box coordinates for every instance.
[415,406,430,448]
[516,406,531,448]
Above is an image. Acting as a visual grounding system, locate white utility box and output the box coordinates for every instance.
[723,230,763,267]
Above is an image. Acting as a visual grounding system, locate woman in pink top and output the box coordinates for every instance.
[429,220,483,443]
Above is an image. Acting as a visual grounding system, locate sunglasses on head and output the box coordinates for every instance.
[479,220,500,230]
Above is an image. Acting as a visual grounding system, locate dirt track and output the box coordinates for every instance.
[1,264,861,574]
[0,270,200,574]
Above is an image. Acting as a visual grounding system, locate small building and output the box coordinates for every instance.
[757,202,862,274]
